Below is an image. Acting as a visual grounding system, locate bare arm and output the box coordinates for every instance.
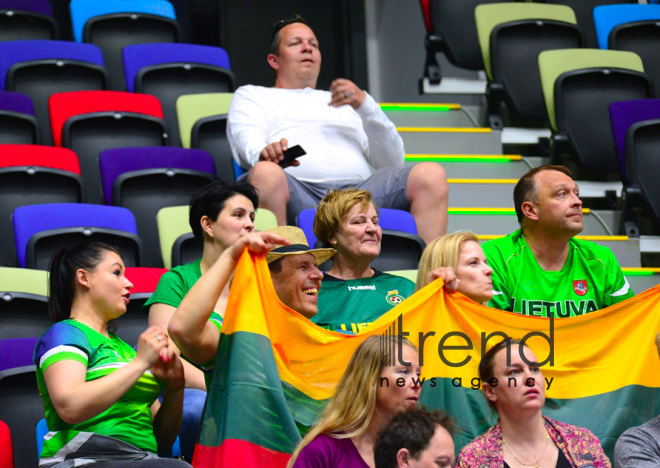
[168,232,289,366]
[150,346,185,451]
[43,326,169,424]
[149,303,207,391]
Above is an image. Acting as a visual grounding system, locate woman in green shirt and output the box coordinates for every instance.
[35,241,187,467]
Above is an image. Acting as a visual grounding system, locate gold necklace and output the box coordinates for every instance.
[503,433,550,468]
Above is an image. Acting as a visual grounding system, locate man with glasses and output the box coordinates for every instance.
[227,16,448,244]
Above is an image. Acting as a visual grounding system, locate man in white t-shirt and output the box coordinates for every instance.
[227,15,448,243]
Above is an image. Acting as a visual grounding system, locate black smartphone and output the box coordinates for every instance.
[279,145,306,166]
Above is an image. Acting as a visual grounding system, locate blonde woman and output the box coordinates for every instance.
[289,335,421,468]
[416,231,493,305]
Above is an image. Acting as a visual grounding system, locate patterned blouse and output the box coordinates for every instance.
[455,416,611,468]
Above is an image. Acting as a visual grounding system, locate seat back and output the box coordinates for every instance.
[609,99,660,184]
[0,366,42,468]
[99,147,216,267]
[0,91,38,144]
[124,43,234,146]
[428,0,503,70]
[594,5,660,97]
[49,91,167,204]
[625,118,660,222]
[0,0,57,42]
[0,267,49,339]
[13,203,142,269]
[176,93,239,182]
[370,231,426,272]
[539,48,650,173]
[70,0,179,91]
[535,0,637,48]
[114,267,167,346]
[476,3,581,124]
[0,40,107,145]
[0,145,82,267]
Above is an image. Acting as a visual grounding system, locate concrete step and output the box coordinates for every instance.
[448,179,623,208]
[447,208,618,236]
[404,155,533,178]
[381,103,477,128]
[399,127,502,154]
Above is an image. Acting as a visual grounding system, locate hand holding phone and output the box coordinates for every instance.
[279,145,306,167]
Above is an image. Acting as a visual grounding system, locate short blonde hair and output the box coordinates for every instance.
[415,231,479,291]
[313,188,378,247]
[288,335,416,467]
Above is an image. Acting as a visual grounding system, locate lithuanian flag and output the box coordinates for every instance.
[192,250,660,467]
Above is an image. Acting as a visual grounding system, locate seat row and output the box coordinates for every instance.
[0,39,233,146]
[0,0,187,92]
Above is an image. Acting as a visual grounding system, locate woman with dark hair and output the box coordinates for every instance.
[288,335,421,468]
[456,339,610,468]
[34,241,186,467]
[145,180,259,459]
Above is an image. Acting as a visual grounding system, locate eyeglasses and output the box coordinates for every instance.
[269,16,307,48]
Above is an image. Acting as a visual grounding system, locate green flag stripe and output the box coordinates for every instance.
[199,331,328,454]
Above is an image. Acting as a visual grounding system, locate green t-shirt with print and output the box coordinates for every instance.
[34,319,164,462]
[482,230,633,317]
[313,270,415,333]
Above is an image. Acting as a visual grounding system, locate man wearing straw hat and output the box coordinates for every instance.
[168,226,336,370]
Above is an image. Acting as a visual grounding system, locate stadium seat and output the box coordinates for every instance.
[123,43,235,146]
[609,99,660,185]
[70,0,180,91]
[49,90,168,205]
[0,337,39,372]
[594,4,660,97]
[113,267,167,346]
[157,205,277,269]
[0,91,38,144]
[534,0,637,48]
[0,145,83,267]
[176,92,243,182]
[13,203,143,270]
[618,115,660,237]
[420,0,505,85]
[539,48,652,175]
[0,0,57,42]
[0,267,48,340]
[0,366,42,468]
[0,40,107,145]
[475,3,582,129]
[0,419,13,468]
[99,147,216,267]
[297,208,424,271]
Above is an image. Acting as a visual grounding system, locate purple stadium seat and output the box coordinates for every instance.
[99,147,216,267]
[0,91,37,144]
[0,0,52,16]
[0,0,56,41]
[122,43,234,146]
[13,203,142,269]
[609,99,660,184]
[0,338,38,373]
[0,40,106,145]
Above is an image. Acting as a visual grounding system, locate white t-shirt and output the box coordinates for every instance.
[227,85,404,183]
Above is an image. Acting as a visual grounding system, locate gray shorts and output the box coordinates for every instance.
[284,165,413,225]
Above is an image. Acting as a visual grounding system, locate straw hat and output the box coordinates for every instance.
[264,226,336,265]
